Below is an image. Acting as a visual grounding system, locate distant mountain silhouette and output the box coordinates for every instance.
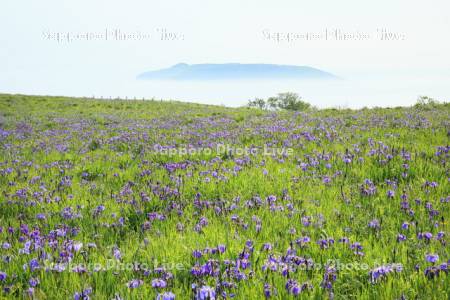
[137,63,338,80]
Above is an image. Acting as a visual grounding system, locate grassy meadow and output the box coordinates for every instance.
[0,94,449,299]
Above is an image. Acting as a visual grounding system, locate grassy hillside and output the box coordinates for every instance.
[0,93,449,299]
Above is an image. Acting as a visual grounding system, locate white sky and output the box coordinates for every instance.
[1,0,449,106]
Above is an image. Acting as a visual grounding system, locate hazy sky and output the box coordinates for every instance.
[1,0,449,107]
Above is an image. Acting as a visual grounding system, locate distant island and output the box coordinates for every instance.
[137,63,338,80]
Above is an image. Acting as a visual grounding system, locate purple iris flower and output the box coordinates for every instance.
[113,248,122,260]
[196,286,216,300]
[426,254,439,263]
[262,243,273,251]
[29,259,39,272]
[29,277,39,287]
[73,242,83,252]
[192,250,202,258]
[263,283,273,298]
[127,279,143,288]
[397,234,406,242]
[217,244,226,254]
[368,219,380,229]
[74,287,92,300]
[157,292,176,300]
[152,279,167,289]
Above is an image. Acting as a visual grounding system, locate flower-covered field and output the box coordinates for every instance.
[0,94,449,299]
